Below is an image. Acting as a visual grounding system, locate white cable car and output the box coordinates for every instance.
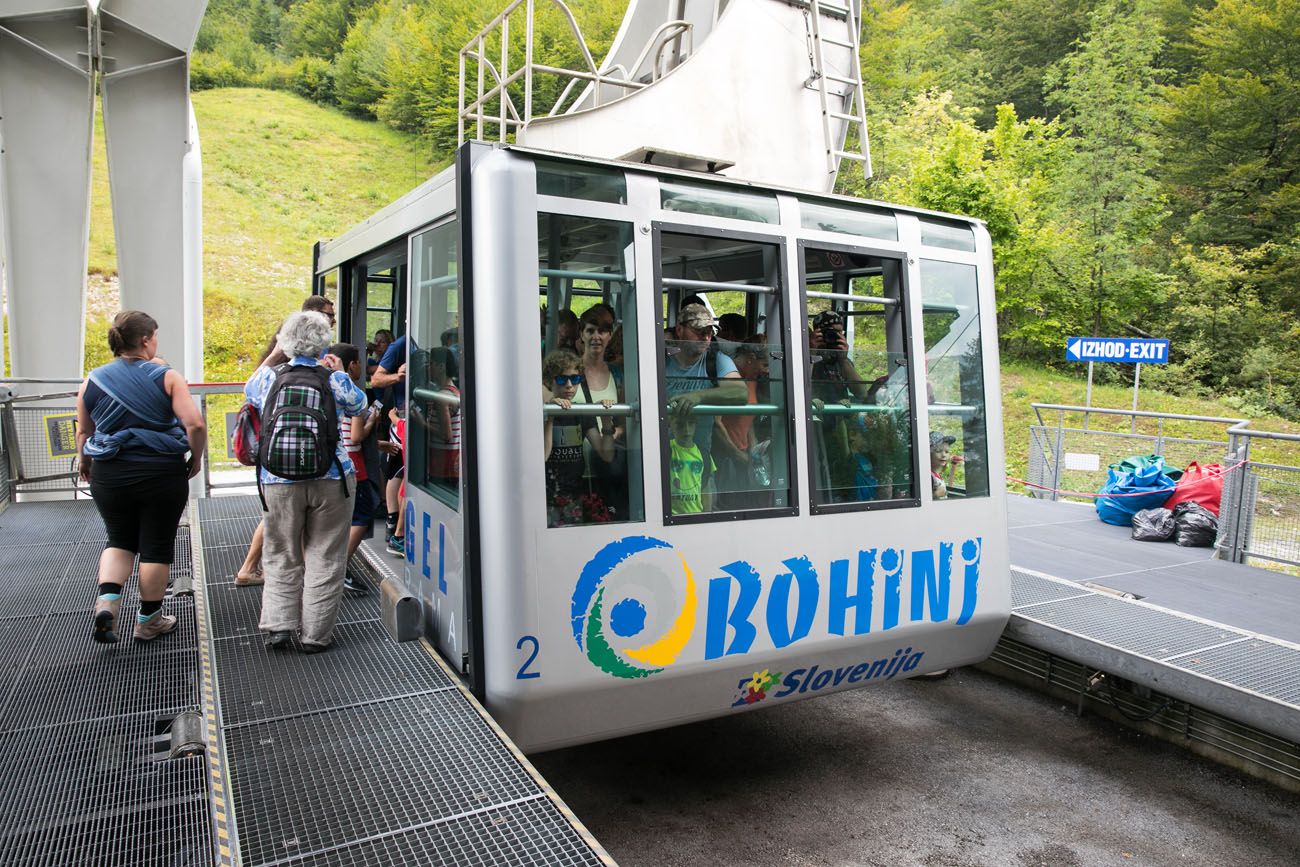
[314,143,1009,751]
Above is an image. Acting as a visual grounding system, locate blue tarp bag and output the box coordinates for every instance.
[1096,458,1177,526]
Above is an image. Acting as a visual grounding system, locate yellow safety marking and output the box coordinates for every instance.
[188,500,239,867]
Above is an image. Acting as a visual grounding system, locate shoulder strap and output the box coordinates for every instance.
[705,347,718,387]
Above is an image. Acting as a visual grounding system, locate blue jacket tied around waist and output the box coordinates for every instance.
[84,359,189,460]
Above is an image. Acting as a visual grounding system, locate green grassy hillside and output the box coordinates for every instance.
[80,88,1299,476]
[85,88,439,378]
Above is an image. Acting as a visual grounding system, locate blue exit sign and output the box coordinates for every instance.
[1066,337,1169,364]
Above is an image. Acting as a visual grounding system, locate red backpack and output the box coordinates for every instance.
[231,401,261,467]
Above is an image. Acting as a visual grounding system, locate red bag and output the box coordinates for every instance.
[231,401,261,467]
[1163,461,1223,516]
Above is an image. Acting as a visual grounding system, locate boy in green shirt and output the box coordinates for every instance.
[669,415,714,515]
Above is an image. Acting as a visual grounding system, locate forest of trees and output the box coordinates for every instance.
[195,0,1300,417]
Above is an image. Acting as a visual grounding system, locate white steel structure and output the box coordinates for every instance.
[0,0,206,381]
[460,0,871,193]
[316,143,1009,751]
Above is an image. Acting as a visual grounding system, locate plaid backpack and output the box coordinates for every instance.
[256,364,347,507]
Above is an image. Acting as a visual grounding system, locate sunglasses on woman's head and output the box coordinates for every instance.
[554,374,584,386]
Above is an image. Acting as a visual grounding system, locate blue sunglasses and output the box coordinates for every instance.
[553,374,584,387]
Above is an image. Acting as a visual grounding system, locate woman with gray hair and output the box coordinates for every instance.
[243,311,367,653]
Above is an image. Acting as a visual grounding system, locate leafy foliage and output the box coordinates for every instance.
[183,0,1300,416]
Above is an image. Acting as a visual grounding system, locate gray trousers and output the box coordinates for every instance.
[259,476,355,646]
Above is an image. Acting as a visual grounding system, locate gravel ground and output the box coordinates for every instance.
[533,668,1300,867]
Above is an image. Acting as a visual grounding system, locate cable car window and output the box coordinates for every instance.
[657,230,793,522]
[799,200,898,241]
[408,221,461,509]
[535,158,627,204]
[920,259,989,499]
[802,246,916,512]
[538,213,644,527]
[919,219,976,252]
[318,268,339,315]
[365,268,398,342]
[660,179,780,224]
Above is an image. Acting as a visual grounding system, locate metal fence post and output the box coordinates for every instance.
[1230,435,1253,564]
[200,394,212,499]
[1050,421,1064,502]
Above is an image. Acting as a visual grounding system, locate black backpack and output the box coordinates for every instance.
[256,363,347,508]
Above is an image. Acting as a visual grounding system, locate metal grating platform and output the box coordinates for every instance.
[287,798,609,867]
[0,500,212,867]
[227,693,540,864]
[205,579,379,640]
[195,495,614,867]
[1008,495,1300,747]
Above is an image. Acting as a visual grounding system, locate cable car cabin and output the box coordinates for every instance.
[314,142,1010,752]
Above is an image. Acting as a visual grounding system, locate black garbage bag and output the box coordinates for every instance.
[1173,502,1218,547]
[1131,508,1175,542]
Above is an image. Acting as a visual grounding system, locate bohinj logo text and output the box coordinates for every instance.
[571,535,982,679]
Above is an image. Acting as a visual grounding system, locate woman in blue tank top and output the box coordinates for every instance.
[76,311,207,644]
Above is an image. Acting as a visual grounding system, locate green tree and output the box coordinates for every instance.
[1160,0,1300,311]
[1045,0,1169,337]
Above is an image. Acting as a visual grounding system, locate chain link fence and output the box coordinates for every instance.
[1026,404,1300,574]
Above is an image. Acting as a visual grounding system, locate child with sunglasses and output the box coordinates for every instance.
[542,350,615,526]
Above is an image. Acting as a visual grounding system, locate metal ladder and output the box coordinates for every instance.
[802,0,872,183]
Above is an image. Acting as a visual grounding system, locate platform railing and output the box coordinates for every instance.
[458,0,697,144]
[1027,403,1300,572]
[0,379,252,499]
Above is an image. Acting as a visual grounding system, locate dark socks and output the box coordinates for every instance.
[98,582,124,599]
[138,599,162,617]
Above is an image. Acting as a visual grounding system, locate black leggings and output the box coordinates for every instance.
[89,459,189,564]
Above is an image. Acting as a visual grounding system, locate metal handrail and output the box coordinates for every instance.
[458,0,695,143]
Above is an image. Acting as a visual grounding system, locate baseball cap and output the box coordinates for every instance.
[679,303,718,332]
[929,431,956,448]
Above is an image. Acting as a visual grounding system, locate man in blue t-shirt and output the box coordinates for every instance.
[372,334,408,409]
[664,304,746,497]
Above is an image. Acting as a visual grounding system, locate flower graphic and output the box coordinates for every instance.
[737,669,782,704]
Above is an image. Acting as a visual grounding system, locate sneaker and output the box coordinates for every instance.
[92,596,122,644]
[133,610,178,642]
[386,534,405,557]
[300,641,329,655]
[343,575,369,596]
[234,569,264,587]
[264,630,293,650]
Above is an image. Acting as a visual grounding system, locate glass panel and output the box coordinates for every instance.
[920,259,988,499]
[409,221,461,509]
[660,179,780,224]
[538,213,643,527]
[800,200,898,241]
[803,248,915,509]
[919,219,976,252]
[536,158,626,204]
[367,279,394,310]
[319,269,339,311]
[658,231,791,519]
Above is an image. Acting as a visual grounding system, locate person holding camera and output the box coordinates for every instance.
[809,310,873,502]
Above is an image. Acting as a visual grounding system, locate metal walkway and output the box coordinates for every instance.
[0,500,211,866]
[993,495,1300,785]
[0,497,614,866]
[193,495,614,867]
